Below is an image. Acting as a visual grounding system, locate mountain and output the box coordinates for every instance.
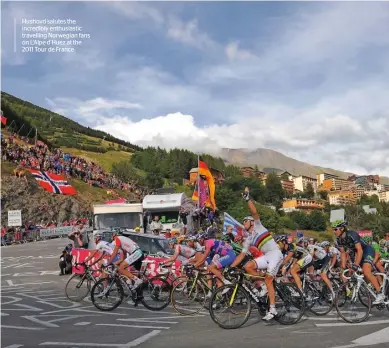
[220,148,389,184]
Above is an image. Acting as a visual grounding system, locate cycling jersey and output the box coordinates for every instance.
[175,244,196,259]
[281,243,295,256]
[307,244,327,260]
[293,245,310,260]
[96,241,114,255]
[336,230,375,265]
[328,246,341,261]
[372,241,389,258]
[242,220,278,254]
[113,236,139,254]
[205,239,233,257]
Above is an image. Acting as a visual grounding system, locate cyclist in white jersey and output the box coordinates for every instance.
[84,233,122,267]
[106,231,144,289]
[320,241,340,269]
[164,237,197,265]
[230,187,283,321]
[307,243,333,294]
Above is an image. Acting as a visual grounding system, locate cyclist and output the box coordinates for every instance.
[230,187,283,321]
[84,232,122,267]
[194,234,235,291]
[319,241,340,270]
[307,242,333,296]
[106,231,144,290]
[366,236,386,284]
[290,237,313,297]
[276,235,295,276]
[164,237,197,265]
[332,220,384,304]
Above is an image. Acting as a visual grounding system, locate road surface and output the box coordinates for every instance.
[1,238,389,348]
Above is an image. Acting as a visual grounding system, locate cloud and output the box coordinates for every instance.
[225,42,255,61]
[167,17,215,49]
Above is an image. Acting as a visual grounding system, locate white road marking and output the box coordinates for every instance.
[2,304,43,311]
[1,312,10,316]
[330,326,389,348]
[22,314,101,328]
[3,344,24,348]
[41,307,126,316]
[117,318,178,324]
[39,331,162,347]
[96,323,170,330]
[316,319,389,327]
[74,322,91,326]
[2,325,45,330]
[119,314,205,320]
[126,330,162,347]
[6,280,14,286]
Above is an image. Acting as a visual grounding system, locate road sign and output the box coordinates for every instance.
[7,210,22,227]
[330,209,345,223]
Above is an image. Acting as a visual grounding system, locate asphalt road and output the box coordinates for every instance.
[1,238,389,348]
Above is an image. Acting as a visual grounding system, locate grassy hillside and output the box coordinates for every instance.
[1,91,140,153]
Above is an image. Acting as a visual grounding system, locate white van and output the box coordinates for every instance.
[93,203,144,233]
[142,193,187,232]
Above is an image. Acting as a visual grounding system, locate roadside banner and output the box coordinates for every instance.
[40,226,73,238]
[8,210,22,227]
[71,249,181,279]
[358,230,373,238]
[330,209,345,223]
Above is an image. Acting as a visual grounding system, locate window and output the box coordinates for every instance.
[94,213,140,230]
[152,211,179,224]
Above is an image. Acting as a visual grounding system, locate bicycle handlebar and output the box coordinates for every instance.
[342,268,363,280]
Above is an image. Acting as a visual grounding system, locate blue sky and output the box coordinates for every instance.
[2,1,389,176]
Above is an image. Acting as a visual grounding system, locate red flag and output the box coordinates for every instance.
[192,159,216,210]
[27,169,77,195]
[1,114,6,125]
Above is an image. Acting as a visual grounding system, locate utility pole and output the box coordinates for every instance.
[35,127,38,146]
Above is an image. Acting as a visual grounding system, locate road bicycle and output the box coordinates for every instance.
[335,265,389,323]
[170,264,231,315]
[209,268,305,329]
[65,263,100,302]
[90,259,171,312]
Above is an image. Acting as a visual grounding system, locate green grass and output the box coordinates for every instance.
[284,229,335,242]
[61,148,132,171]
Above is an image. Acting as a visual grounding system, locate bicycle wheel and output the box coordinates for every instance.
[274,282,305,325]
[309,281,333,316]
[91,278,124,311]
[358,283,372,308]
[65,274,91,302]
[141,276,171,311]
[209,284,251,329]
[118,275,132,301]
[171,278,206,315]
[335,281,372,323]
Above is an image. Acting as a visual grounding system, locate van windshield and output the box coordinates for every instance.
[94,213,140,230]
[152,211,178,224]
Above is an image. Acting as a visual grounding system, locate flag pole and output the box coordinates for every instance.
[197,152,200,209]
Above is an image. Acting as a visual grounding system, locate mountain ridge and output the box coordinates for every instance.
[219,148,389,184]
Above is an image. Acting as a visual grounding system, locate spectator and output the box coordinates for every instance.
[68,224,89,249]
[59,244,73,276]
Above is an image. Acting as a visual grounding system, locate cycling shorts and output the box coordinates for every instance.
[253,249,283,277]
[124,249,143,267]
[211,250,236,269]
[362,245,375,265]
[313,255,330,274]
[297,254,313,271]
[102,253,121,266]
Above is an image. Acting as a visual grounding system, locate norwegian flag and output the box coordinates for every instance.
[1,110,6,125]
[27,169,77,195]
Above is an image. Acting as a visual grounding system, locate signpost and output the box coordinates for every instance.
[7,210,22,227]
[330,208,345,223]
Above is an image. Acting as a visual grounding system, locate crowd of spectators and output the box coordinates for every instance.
[1,133,151,200]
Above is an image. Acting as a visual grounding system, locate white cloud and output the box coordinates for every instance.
[166,17,215,49]
[225,42,255,61]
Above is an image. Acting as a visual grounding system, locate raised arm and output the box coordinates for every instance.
[243,187,259,220]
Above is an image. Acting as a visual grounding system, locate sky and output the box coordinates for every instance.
[2,1,389,177]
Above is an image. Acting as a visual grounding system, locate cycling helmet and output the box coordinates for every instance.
[186,235,197,242]
[296,237,304,245]
[275,235,288,243]
[167,237,177,245]
[242,216,255,223]
[94,232,103,240]
[320,241,330,248]
[379,239,387,248]
[196,232,208,241]
[177,236,185,243]
[331,220,347,229]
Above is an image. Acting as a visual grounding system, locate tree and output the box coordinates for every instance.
[304,183,315,199]
[264,173,284,206]
[111,160,139,183]
[145,170,164,189]
[318,190,328,200]
[215,185,239,213]
[309,210,327,231]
